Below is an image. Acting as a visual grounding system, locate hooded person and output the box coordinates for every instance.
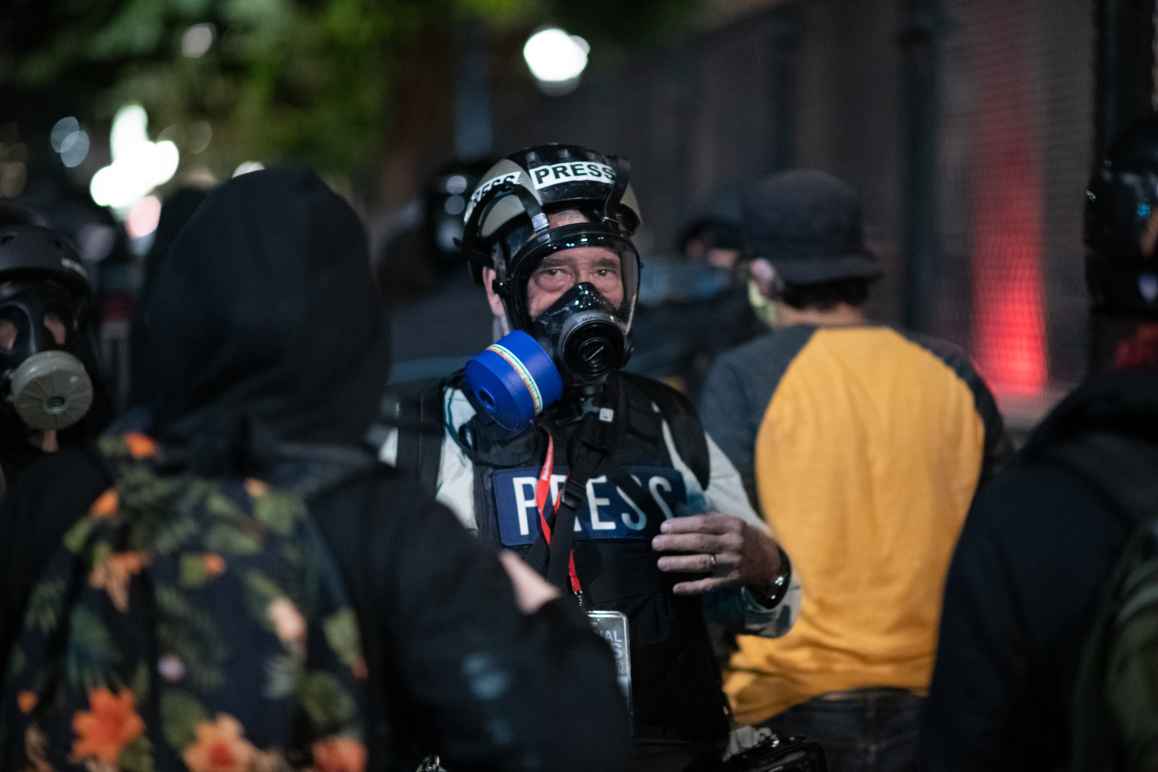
[0,167,630,771]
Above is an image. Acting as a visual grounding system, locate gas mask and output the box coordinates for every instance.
[464,282,630,432]
[0,283,94,432]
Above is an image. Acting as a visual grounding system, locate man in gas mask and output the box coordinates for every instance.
[0,221,105,493]
[381,144,799,772]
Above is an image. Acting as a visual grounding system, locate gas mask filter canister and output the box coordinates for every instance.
[8,349,94,431]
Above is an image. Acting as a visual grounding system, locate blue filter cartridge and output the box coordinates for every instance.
[463,330,564,432]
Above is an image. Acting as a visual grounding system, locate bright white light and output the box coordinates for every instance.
[233,161,265,177]
[50,117,80,152]
[88,103,181,211]
[523,27,590,85]
[59,129,90,168]
[110,104,149,160]
[126,195,162,238]
[182,23,216,58]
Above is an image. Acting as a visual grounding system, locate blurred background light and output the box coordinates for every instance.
[523,27,590,95]
[125,194,162,239]
[233,161,265,177]
[181,23,216,58]
[50,116,90,168]
[89,104,181,211]
[58,129,89,167]
[50,117,79,152]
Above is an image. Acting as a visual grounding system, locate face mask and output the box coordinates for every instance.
[464,282,630,432]
[748,278,780,328]
[0,291,94,432]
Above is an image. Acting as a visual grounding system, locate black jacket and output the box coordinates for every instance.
[0,167,629,771]
[919,368,1158,771]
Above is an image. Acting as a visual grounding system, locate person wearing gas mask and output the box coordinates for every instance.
[0,221,106,495]
[380,144,799,772]
[920,116,1158,771]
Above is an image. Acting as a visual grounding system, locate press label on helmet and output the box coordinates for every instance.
[464,172,523,222]
[530,162,616,190]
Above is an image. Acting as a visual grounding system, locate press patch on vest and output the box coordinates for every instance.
[529,162,616,190]
[492,465,686,547]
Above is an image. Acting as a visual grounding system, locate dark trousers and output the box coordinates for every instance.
[758,688,922,772]
[630,739,725,772]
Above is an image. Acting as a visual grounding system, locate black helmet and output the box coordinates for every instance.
[1085,116,1158,314]
[460,143,643,331]
[0,225,91,300]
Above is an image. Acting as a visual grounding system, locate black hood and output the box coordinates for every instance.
[1022,367,1158,458]
[140,167,390,471]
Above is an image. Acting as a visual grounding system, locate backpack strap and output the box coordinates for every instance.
[375,381,446,498]
[622,373,711,491]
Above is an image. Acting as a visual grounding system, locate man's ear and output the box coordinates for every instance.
[481,266,507,319]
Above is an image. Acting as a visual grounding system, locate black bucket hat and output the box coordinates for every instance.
[741,170,882,285]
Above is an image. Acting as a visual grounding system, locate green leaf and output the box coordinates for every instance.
[155,587,228,693]
[244,570,285,604]
[205,522,263,556]
[323,609,363,673]
[179,554,210,587]
[118,734,155,772]
[63,517,97,553]
[252,491,303,535]
[205,491,248,521]
[64,606,121,689]
[138,513,200,556]
[298,672,356,729]
[26,577,67,635]
[264,653,303,700]
[161,690,207,750]
[131,661,151,705]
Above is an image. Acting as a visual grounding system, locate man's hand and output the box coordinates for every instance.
[652,513,783,596]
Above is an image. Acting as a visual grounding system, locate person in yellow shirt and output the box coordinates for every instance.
[699,170,1010,772]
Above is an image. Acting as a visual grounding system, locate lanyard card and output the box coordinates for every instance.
[586,609,633,726]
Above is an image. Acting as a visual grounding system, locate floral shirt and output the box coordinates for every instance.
[1,433,368,772]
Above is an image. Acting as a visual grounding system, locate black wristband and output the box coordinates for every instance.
[748,546,792,609]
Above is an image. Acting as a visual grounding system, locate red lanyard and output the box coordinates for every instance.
[535,434,582,596]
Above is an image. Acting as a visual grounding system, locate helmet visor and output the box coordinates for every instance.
[510,224,641,333]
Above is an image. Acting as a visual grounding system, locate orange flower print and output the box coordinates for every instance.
[268,597,306,649]
[70,687,144,764]
[17,690,37,714]
[89,552,148,612]
[203,553,227,577]
[88,488,119,519]
[182,714,257,772]
[123,432,158,459]
[312,736,367,772]
[244,478,270,498]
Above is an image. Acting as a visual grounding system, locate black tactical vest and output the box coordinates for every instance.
[460,373,729,745]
